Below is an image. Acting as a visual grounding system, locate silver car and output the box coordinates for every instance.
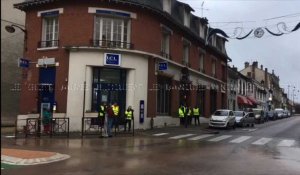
[209,110,236,129]
[234,111,246,126]
[241,112,255,127]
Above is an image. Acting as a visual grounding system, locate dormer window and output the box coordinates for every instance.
[163,0,172,14]
[183,8,190,27]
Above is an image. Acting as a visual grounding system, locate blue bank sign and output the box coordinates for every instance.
[158,61,168,71]
[18,58,30,68]
[104,53,121,66]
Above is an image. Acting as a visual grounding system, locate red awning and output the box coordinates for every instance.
[237,95,253,106]
[247,96,258,105]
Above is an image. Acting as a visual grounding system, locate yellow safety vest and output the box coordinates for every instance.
[193,108,200,115]
[99,105,105,117]
[178,107,185,118]
[125,110,133,120]
[112,105,119,116]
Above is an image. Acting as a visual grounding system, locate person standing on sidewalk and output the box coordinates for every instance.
[124,106,134,132]
[112,102,120,131]
[42,109,52,134]
[98,102,106,128]
[193,106,200,126]
[178,104,186,126]
[187,106,192,125]
[106,104,114,137]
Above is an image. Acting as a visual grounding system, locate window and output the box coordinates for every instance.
[162,0,172,14]
[183,9,190,27]
[161,27,171,59]
[41,16,59,48]
[199,23,207,39]
[197,85,206,116]
[183,39,190,65]
[199,54,204,72]
[212,59,216,77]
[94,16,130,49]
[157,76,171,115]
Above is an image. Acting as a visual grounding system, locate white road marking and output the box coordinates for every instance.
[208,135,232,142]
[169,134,195,139]
[277,140,295,147]
[188,134,214,141]
[252,138,272,145]
[230,136,252,143]
[153,133,169,136]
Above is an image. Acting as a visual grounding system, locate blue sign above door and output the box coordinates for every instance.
[158,62,168,71]
[104,53,121,66]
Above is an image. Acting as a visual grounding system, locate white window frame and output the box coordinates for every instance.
[183,8,190,27]
[163,0,172,14]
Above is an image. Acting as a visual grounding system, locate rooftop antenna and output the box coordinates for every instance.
[200,1,209,17]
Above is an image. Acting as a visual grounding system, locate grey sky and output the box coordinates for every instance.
[179,0,300,102]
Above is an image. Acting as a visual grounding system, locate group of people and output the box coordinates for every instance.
[98,102,134,137]
[178,104,201,127]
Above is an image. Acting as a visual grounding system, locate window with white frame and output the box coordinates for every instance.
[41,16,59,48]
[157,76,171,115]
[94,16,130,48]
[199,53,204,72]
[183,8,190,27]
[161,27,171,59]
[162,0,172,14]
[183,39,190,65]
[199,23,207,39]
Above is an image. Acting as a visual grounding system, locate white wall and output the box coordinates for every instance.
[67,50,149,131]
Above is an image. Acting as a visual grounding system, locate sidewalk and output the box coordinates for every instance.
[1,148,70,166]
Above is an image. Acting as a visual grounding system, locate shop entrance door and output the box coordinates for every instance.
[38,67,56,113]
[92,68,126,116]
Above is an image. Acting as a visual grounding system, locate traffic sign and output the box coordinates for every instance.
[18,58,30,68]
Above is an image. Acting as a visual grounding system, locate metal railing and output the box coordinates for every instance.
[50,118,70,137]
[25,118,40,137]
[82,117,103,136]
[38,40,59,48]
[90,40,134,49]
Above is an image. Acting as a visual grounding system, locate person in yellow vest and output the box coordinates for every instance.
[125,106,134,132]
[187,106,192,125]
[178,104,186,126]
[193,106,200,126]
[111,102,120,129]
[98,102,106,127]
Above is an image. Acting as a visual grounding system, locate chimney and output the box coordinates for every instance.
[252,63,256,79]
[252,61,258,68]
[261,65,263,70]
[272,70,274,74]
[244,62,249,68]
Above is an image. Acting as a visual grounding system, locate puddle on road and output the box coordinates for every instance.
[273,147,300,172]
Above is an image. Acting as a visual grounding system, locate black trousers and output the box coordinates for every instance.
[193,115,200,125]
[125,119,132,131]
[180,117,185,125]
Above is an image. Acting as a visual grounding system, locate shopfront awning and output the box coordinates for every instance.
[237,95,253,106]
[247,96,258,105]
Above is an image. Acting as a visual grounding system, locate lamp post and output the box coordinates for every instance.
[5,24,27,51]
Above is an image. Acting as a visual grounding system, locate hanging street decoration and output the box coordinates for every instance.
[205,21,300,44]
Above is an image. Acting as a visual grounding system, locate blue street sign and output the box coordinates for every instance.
[158,62,168,71]
[19,58,30,68]
[104,53,121,66]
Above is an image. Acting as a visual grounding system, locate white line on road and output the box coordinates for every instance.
[153,133,169,136]
[277,140,295,147]
[252,138,272,145]
[169,134,195,139]
[230,136,252,143]
[188,134,214,141]
[208,135,232,142]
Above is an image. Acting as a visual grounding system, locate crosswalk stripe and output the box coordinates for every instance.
[252,138,272,145]
[230,136,252,143]
[169,134,195,139]
[188,134,214,141]
[208,135,232,142]
[153,133,169,136]
[277,139,295,147]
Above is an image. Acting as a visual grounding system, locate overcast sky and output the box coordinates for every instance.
[179,0,300,102]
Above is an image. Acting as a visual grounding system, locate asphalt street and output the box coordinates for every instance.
[1,115,300,175]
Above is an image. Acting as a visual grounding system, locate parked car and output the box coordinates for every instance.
[266,110,277,120]
[275,108,285,119]
[234,111,255,127]
[234,111,246,127]
[252,108,265,123]
[209,110,236,129]
[284,110,291,117]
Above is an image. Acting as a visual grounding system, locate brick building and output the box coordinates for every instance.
[15,0,230,131]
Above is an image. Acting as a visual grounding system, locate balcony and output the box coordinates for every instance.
[38,40,59,48]
[91,40,134,49]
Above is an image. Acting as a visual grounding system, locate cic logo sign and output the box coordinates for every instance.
[104,53,121,66]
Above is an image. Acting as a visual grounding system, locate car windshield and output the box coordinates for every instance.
[214,110,228,116]
[234,111,244,117]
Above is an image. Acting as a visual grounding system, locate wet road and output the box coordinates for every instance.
[1,115,300,175]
